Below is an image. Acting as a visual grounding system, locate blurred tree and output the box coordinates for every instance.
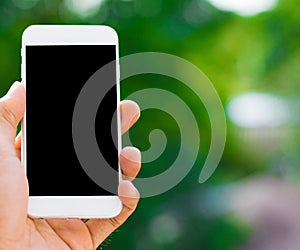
[0,0,299,249]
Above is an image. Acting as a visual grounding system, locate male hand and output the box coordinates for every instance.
[0,81,141,250]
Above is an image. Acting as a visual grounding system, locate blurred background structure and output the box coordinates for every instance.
[0,0,300,249]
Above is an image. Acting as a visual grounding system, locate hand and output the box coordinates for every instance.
[0,82,141,250]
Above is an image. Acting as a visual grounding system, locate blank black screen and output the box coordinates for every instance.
[26,45,118,196]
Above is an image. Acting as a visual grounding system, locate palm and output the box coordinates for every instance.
[8,168,132,250]
[22,202,133,249]
[24,218,95,249]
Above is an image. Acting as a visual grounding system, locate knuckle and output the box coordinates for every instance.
[109,217,123,228]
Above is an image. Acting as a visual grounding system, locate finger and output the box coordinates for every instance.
[46,218,93,250]
[86,180,139,248]
[15,131,21,150]
[120,146,141,180]
[0,82,25,162]
[15,132,21,160]
[121,100,140,134]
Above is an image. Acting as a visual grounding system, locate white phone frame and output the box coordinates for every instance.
[21,25,122,218]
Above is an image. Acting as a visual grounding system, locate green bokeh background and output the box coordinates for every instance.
[0,0,299,249]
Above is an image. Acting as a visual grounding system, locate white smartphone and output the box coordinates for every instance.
[21,25,122,218]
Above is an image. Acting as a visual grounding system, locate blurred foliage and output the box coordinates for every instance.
[0,0,300,249]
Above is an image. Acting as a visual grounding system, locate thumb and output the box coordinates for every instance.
[0,81,25,160]
[0,82,27,246]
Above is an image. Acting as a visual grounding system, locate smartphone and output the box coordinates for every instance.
[21,25,122,218]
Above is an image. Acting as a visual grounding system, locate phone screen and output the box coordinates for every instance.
[25,45,118,196]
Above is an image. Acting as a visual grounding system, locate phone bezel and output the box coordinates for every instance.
[22,25,122,218]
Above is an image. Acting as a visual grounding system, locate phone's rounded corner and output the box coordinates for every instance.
[101,25,119,42]
[27,208,41,219]
[109,198,123,218]
[22,25,37,42]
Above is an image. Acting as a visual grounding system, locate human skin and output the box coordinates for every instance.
[0,81,141,250]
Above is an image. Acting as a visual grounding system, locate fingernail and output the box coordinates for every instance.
[128,184,139,197]
[119,180,140,198]
[129,113,140,128]
[121,146,141,163]
[7,81,21,97]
